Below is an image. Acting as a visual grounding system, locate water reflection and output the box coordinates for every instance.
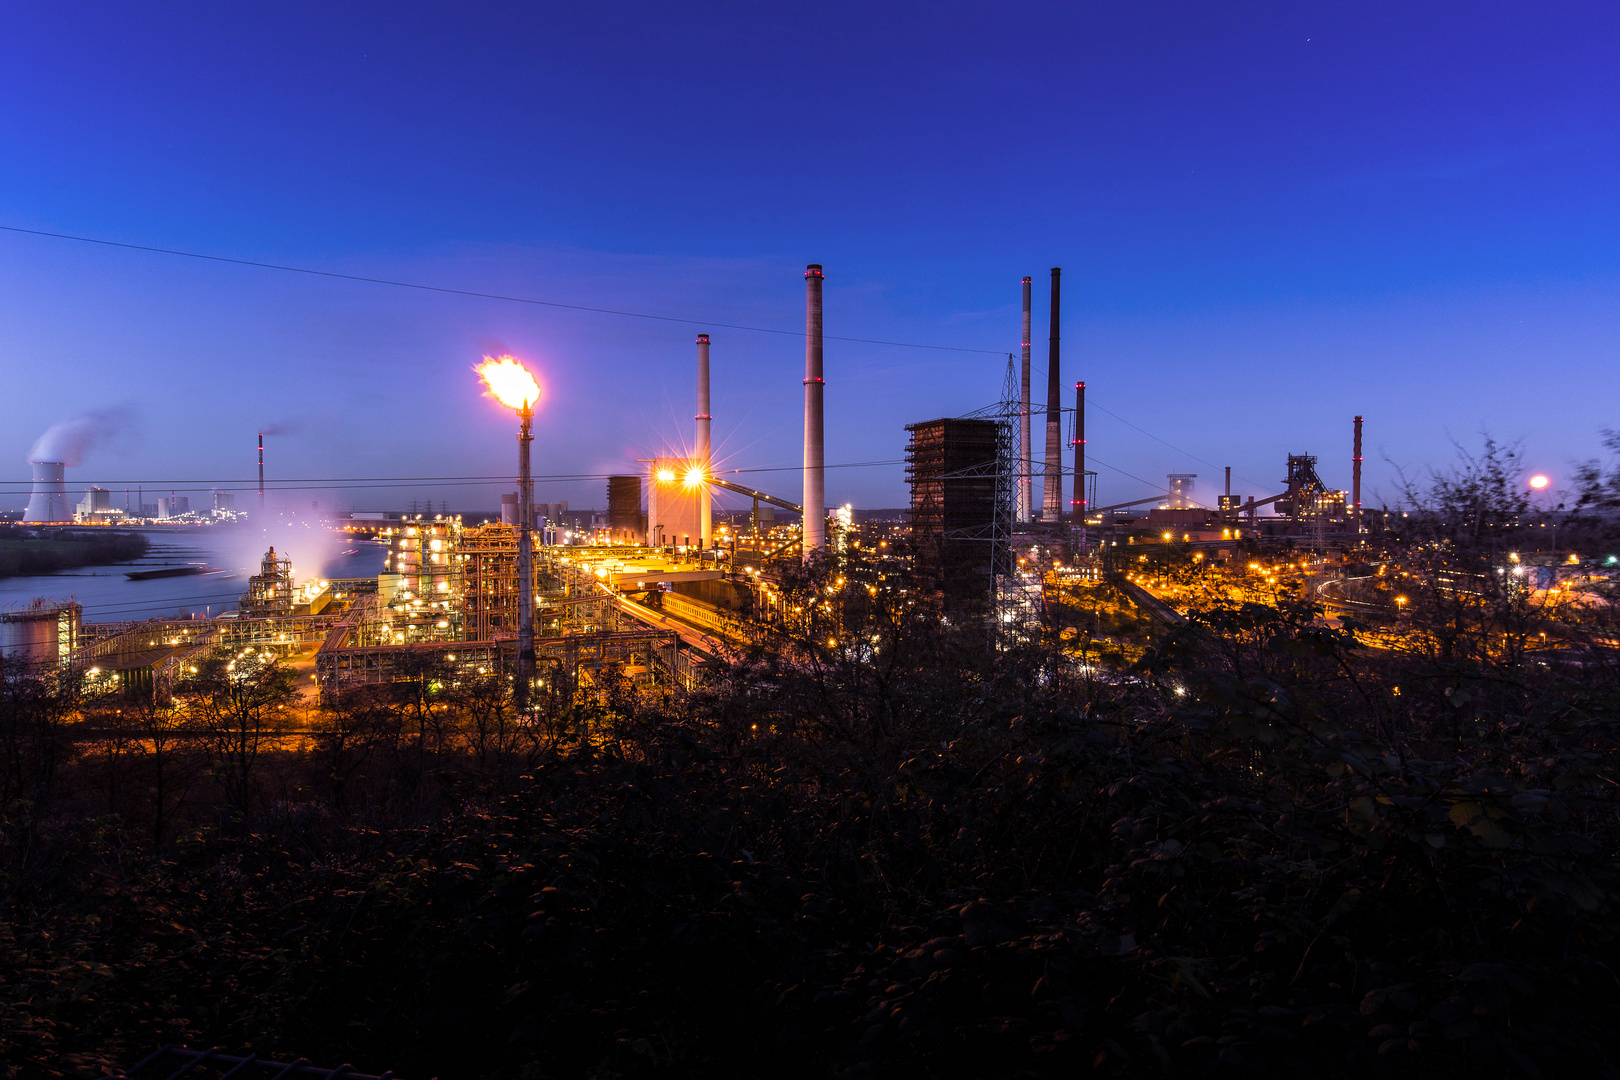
[0,527,386,623]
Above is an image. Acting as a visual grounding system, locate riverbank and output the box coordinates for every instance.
[0,527,150,579]
[0,529,386,623]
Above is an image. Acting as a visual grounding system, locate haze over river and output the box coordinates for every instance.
[0,526,387,624]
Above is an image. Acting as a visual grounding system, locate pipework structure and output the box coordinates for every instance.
[244,547,294,616]
[1018,276,1033,523]
[1042,267,1063,523]
[803,264,826,553]
[696,334,713,549]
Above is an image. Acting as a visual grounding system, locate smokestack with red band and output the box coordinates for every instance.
[803,265,826,552]
[258,433,265,519]
[1071,380,1085,513]
[1019,276,1033,523]
[1073,380,1087,547]
[1352,415,1363,534]
[696,334,712,549]
[1042,268,1062,522]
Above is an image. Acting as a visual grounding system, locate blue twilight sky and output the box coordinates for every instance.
[2,1,1618,515]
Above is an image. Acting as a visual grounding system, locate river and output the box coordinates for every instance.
[0,526,387,625]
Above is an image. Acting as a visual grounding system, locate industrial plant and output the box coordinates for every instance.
[6,263,1413,704]
[6,262,1614,1080]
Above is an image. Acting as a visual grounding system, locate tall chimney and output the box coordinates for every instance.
[1072,380,1086,547]
[23,462,69,523]
[1042,268,1062,522]
[1225,466,1231,498]
[696,334,712,549]
[803,265,826,553]
[516,403,536,709]
[1019,276,1033,523]
[1352,415,1363,534]
[257,432,265,519]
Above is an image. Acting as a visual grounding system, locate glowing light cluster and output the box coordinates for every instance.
[1529,474,1550,490]
[475,355,541,410]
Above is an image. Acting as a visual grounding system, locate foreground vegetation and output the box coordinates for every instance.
[4,442,1620,1078]
[3,568,1617,1079]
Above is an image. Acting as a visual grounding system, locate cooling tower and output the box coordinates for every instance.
[24,462,69,523]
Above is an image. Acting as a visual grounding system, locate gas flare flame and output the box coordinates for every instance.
[475,355,541,411]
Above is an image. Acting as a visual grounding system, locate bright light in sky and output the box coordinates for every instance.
[1529,474,1551,490]
[475,355,540,411]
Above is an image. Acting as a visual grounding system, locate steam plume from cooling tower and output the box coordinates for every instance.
[27,408,130,466]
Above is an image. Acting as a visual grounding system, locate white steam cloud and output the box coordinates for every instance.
[224,504,342,587]
[28,408,132,466]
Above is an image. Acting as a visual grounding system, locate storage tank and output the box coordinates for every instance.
[0,600,81,667]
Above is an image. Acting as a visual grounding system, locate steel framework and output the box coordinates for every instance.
[932,359,1099,640]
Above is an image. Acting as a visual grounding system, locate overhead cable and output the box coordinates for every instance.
[0,224,1005,355]
[1086,395,1266,489]
[0,460,908,490]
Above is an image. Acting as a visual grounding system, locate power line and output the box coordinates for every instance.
[722,459,904,475]
[1088,454,1214,510]
[1087,455,1173,497]
[48,589,249,617]
[2,226,1280,490]
[0,460,909,490]
[1087,395,1268,490]
[0,223,1280,493]
[0,224,1006,355]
